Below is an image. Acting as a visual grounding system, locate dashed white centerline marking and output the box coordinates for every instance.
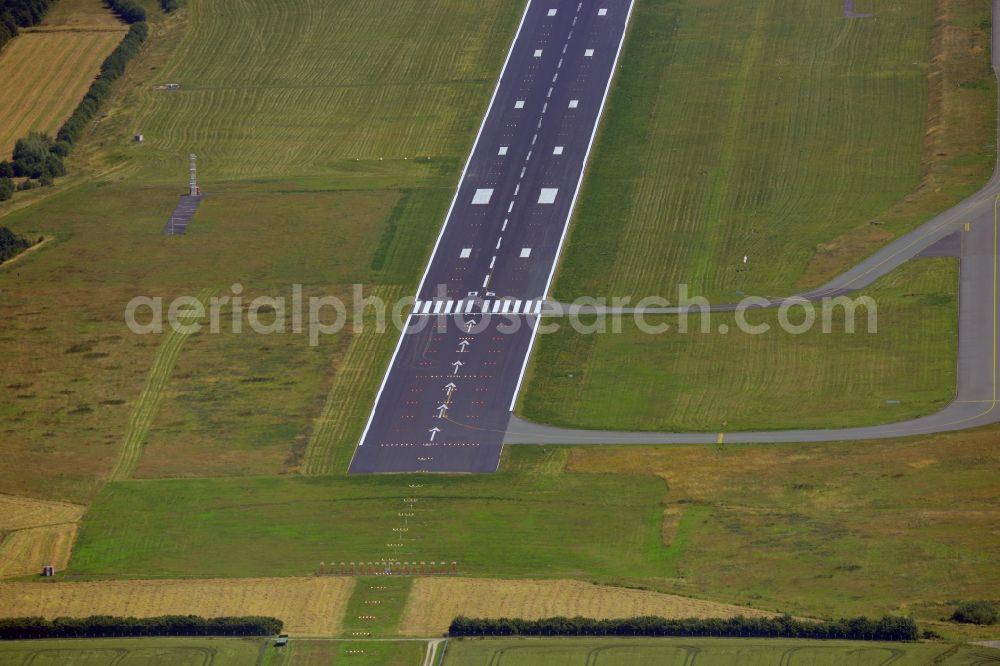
[552,73,559,82]
[520,166,526,177]
[514,183,520,195]
[496,237,503,249]
[502,218,508,230]
[489,255,496,268]
[507,201,514,212]
[542,102,548,113]
[526,150,532,160]
[531,133,537,145]
[557,58,563,68]
[547,87,554,97]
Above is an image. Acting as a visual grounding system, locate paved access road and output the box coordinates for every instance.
[348,0,634,473]
[504,0,1000,446]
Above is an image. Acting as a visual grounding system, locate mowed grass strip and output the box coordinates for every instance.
[0,577,355,635]
[521,258,957,432]
[130,0,520,182]
[0,30,125,155]
[67,472,669,580]
[552,0,958,302]
[398,578,774,637]
[442,638,971,666]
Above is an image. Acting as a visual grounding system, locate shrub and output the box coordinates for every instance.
[0,226,31,261]
[952,601,998,625]
[161,0,180,11]
[0,178,13,202]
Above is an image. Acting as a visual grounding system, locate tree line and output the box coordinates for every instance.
[1,17,148,199]
[104,0,145,24]
[0,0,54,53]
[448,615,921,642]
[0,615,283,640]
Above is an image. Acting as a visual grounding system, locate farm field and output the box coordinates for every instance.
[0,638,263,665]
[0,0,125,155]
[551,0,994,302]
[398,578,774,637]
[0,577,355,635]
[66,471,671,580]
[442,638,990,666]
[0,0,521,498]
[521,257,957,432]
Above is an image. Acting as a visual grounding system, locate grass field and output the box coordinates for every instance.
[261,639,426,666]
[0,577,355,635]
[0,637,264,665]
[551,0,994,302]
[342,577,414,639]
[66,471,671,580]
[521,257,957,432]
[0,494,85,579]
[0,0,520,498]
[398,578,774,637]
[0,0,125,155]
[442,638,993,666]
[564,425,1000,624]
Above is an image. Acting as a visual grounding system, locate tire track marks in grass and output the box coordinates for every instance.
[110,289,213,481]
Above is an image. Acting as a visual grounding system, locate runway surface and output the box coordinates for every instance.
[348,0,634,473]
[505,0,1000,446]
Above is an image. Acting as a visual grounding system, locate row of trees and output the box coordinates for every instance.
[448,615,920,642]
[105,0,145,24]
[0,0,54,52]
[0,615,283,640]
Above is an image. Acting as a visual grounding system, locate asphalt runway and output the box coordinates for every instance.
[348,0,634,473]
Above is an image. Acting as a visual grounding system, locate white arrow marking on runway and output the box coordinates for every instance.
[436,404,448,418]
[444,382,457,398]
[465,320,476,333]
[428,427,440,441]
[458,340,471,352]
[451,360,464,375]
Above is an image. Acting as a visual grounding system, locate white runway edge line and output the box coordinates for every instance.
[509,0,637,411]
[351,0,535,455]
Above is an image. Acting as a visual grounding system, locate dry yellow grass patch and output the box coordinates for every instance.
[0,494,85,532]
[0,524,77,577]
[0,494,84,579]
[398,578,774,636]
[34,0,124,30]
[0,577,355,635]
[0,29,125,155]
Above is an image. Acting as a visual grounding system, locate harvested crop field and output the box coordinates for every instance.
[0,494,85,532]
[0,29,125,155]
[0,577,355,635]
[398,579,774,636]
[0,524,77,578]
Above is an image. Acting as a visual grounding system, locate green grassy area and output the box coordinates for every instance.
[261,639,426,666]
[553,0,993,302]
[0,0,520,496]
[443,637,990,666]
[565,425,1000,626]
[0,637,264,665]
[66,470,670,579]
[341,577,414,639]
[522,257,957,432]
